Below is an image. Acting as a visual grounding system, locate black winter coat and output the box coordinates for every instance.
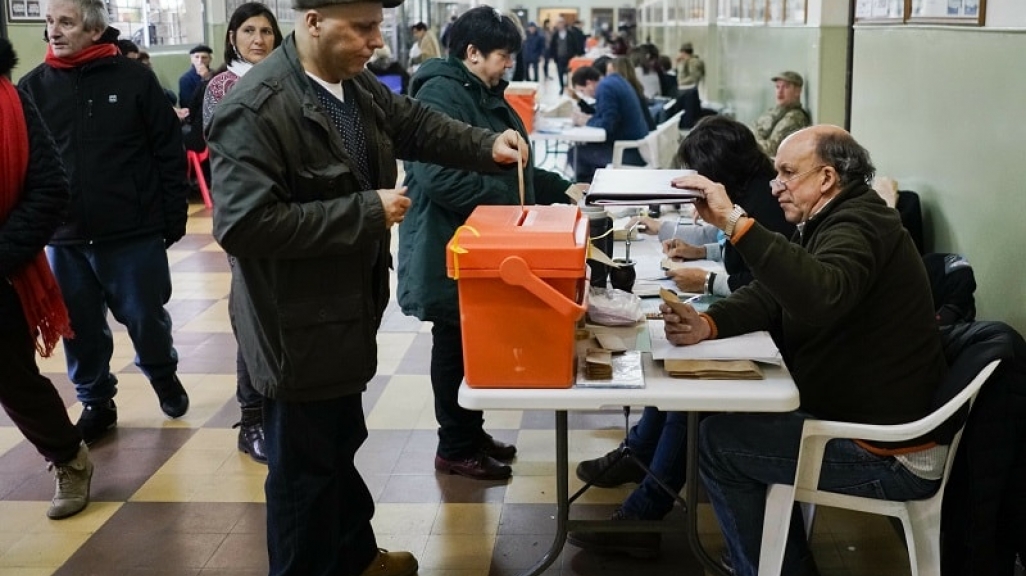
[941,321,1026,576]
[0,38,69,326]
[18,50,188,245]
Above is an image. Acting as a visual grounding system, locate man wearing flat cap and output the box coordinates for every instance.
[206,0,530,574]
[675,41,705,88]
[753,70,811,157]
[179,44,213,106]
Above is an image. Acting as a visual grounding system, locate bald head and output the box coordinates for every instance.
[780,125,875,191]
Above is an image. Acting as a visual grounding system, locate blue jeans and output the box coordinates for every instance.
[698,411,941,576]
[619,407,690,520]
[264,393,378,576]
[47,234,178,404]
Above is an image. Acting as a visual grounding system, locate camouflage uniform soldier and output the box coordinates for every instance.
[676,42,705,87]
[753,71,811,157]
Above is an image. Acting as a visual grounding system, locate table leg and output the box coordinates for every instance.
[687,411,730,576]
[518,410,570,576]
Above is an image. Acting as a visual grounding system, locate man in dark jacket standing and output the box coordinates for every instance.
[19,0,190,445]
[207,0,528,574]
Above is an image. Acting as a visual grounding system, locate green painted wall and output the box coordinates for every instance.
[851,27,1026,334]
[708,24,846,128]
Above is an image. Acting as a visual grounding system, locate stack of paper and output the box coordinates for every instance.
[663,359,764,380]
[650,327,783,366]
[586,169,704,206]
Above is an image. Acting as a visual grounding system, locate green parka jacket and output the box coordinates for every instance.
[397,56,572,323]
[209,35,502,401]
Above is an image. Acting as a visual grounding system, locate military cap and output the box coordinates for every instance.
[771,71,804,87]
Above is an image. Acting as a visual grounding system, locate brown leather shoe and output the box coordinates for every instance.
[434,453,512,480]
[478,433,517,461]
[359,548,418,576]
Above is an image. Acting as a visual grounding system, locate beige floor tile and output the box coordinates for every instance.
[376,332,417,375]
[365,375,436,430]
[432,503,502,535]
[178,299,232,332]
[0,428,25,459]
[419,534,495,570]
[373,503,439,535]
[482,410,523,430]
[373,533,428,560]
[0,531,94,568]
[131,429,265,503]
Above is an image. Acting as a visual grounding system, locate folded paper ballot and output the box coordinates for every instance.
[650,325,783,365]
[664,359,764,380]
[586,169,704,206]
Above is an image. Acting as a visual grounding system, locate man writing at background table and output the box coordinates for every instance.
[662,125,947,576]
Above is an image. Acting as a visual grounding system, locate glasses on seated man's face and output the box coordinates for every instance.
[770,165,825,193]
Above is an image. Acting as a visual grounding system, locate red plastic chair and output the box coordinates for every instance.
[186,147,212,208]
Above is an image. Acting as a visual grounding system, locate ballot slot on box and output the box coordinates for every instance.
[446,205,589,388]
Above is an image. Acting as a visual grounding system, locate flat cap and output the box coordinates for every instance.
[293,0,403,9]
[771,70,803,87]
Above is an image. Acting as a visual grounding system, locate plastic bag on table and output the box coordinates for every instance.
[586,287,643,326]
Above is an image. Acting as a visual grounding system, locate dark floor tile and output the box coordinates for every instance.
[491,533,566,570]
[39,428,197,501]
[230,503,267,534]
[205,397,243,428]
[198,570,267,576]
[362,373,393,414]
[134,532,227,569]
[356,429,410,475]
[393,332,433,375]
[498,504,559,535]
[204,532,269,571]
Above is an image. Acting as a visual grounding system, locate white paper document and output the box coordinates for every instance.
[586,169,704,205]
[649,326,783,366]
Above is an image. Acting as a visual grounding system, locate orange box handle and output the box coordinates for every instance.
[498,256,586,321]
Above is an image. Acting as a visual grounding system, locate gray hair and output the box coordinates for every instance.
[75,0,109,33]
[815,131,875,188]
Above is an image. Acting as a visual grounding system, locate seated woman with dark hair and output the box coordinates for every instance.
[398,5,576,481]
[567,115,796,559]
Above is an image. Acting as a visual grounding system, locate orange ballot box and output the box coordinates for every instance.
[447,205,589,389]
[504,81,538,134]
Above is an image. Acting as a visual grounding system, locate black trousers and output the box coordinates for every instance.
[431,320,484,459]
[0,282,81,464]
[264,392,377,576]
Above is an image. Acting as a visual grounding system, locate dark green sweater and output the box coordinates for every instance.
[708,182,946,429]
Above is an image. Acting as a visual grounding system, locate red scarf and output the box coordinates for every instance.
[44,42,118,69]
[0,76,73,356]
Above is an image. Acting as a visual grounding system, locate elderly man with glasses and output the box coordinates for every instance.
[662,125,947,576]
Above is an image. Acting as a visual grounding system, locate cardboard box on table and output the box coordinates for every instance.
[446,205,588,389]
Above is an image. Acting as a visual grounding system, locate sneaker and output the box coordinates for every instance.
[151,374,189,418]
[576,447,646,488]
[47,443,93,519]
[567,508,660,559]
[76,400,117,445]
[359,548,418,576]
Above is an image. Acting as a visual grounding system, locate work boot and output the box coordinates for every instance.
[76,400,117,445]
[359,548,418,576]
[234,406,267,464]
[567,508,660,559]
[576,447,646,488]
[151,374,189,418]
[47,443,93,520]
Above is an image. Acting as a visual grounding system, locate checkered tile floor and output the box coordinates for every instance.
[0,202,931,576]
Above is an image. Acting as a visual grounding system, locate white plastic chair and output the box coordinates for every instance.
[610,111,684,168]
[758,359,1002,576]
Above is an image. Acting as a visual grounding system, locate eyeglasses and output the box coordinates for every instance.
[770,165,825,192]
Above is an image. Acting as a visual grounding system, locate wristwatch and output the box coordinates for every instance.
[723,204,748,238]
